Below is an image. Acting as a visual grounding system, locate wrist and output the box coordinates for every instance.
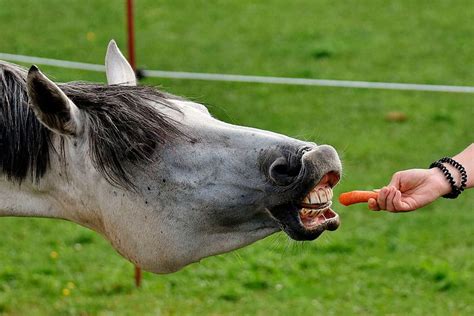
[429,157,468,199]
[428,167,452,197]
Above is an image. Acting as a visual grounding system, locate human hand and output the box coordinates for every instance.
[368,168,451,212]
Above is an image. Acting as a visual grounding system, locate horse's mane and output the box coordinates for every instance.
[0,61,184,189]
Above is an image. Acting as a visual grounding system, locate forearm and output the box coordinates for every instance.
[426,143,473,198]
[452,143,474,189]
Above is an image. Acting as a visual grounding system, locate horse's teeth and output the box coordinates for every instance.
[302,186,334,208]
[301,208,310,215]
[327,188,333,199]
[318,188,328,203]
[310,191,320,203]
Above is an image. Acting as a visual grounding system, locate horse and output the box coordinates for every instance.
[0,41,342,273]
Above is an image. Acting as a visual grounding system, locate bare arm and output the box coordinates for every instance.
[369,143,474,212]
[452,143,474,188]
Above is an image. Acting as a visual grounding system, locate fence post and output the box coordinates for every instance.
[126,0,142,288]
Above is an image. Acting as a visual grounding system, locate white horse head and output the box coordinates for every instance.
[0,42,342,273]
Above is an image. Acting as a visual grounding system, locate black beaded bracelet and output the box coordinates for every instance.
[429,157,468,199]
[439,157,468,190]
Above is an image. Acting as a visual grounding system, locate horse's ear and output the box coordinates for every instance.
[105,39,137,86]
[26,65,83,136]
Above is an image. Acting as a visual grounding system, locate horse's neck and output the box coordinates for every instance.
[0,174,106,234]
[0,179,63,218]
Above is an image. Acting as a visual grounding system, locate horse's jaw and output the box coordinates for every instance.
[113,225,281,275]
[93,190,280,273]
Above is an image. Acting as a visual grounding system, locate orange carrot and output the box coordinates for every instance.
[339,191,379,206]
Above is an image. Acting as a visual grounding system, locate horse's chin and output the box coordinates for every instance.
[267,171,341,241]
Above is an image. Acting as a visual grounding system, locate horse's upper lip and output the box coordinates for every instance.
[267,171,341,241]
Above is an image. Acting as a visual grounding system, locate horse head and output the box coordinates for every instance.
[0,41,342,273]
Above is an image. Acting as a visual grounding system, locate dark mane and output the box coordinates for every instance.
[0,62,184,189]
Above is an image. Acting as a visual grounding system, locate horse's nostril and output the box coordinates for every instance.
[269,157,301,186]
[273,163,289,175]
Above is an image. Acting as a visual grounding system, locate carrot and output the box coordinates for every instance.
[339,190,379,206]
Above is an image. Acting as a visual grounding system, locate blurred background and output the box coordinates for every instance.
[0,0,473,314]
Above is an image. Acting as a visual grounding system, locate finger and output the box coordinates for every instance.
[392,190,405,212]
[386,186,398,212]
[368,198,380,211]
[393,190,412,212]
[377,186,389,210]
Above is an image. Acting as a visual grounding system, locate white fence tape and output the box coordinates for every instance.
[1,52,473,93]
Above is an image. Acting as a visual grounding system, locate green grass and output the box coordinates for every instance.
[0,0,473,315]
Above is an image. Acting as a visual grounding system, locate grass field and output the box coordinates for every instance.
[0,0,473,315]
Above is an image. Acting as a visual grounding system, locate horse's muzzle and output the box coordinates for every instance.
[264,145,342,240]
